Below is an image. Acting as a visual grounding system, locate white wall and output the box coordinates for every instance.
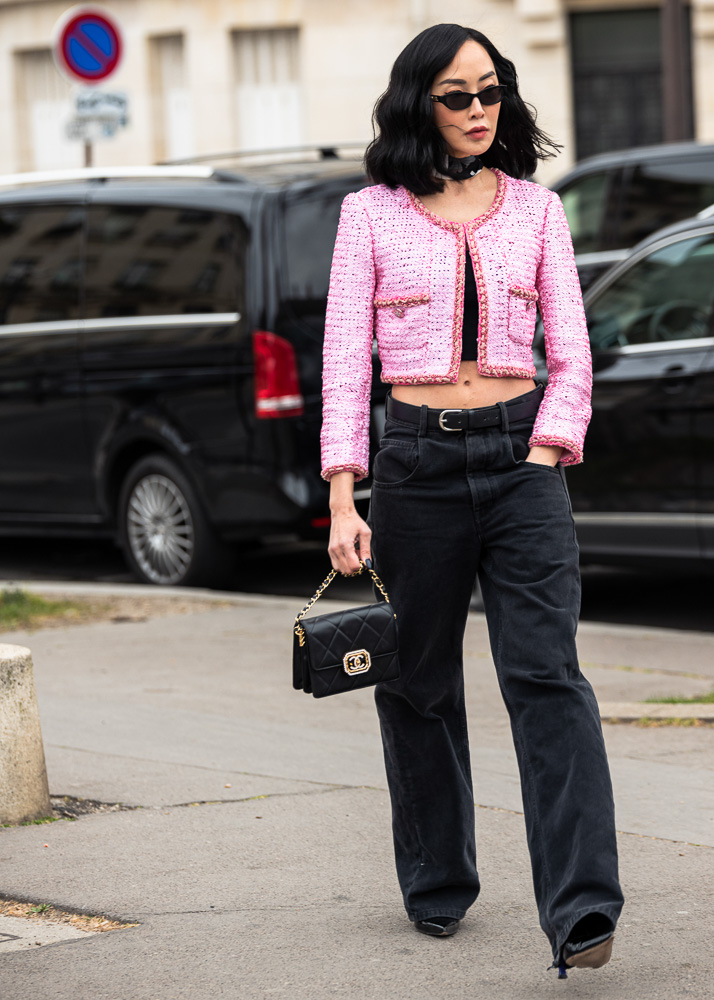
[232,27,303,152]
[149,33,193,161]
[13,47,81,170]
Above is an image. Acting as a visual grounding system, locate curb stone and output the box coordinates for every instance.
[599,701,714,721]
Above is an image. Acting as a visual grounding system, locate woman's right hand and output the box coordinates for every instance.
[328,506,372,575]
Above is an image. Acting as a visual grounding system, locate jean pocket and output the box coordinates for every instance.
[507,433,562,473]
[372,437,421,488]
[519,459,561,474]
[505,419,537,466]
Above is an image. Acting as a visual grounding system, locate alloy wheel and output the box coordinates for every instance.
[126,473,195,585]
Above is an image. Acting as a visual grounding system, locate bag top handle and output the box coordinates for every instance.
[293,560,391,646]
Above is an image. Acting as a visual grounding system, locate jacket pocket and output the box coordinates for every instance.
[373,292,430,355]
[507,285,539,346]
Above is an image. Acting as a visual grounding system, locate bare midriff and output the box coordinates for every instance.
[391,363,535,409]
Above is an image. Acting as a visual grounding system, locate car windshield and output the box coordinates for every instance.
[586,232,714,349]
[559,172,613,255]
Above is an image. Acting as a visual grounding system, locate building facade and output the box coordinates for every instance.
[1,0,712,185]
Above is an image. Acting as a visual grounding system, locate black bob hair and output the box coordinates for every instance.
[364,24,562,194]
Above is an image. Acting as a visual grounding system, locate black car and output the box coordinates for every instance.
[535,210,714,566]
[0,153,377,586]
[551,141,714,290]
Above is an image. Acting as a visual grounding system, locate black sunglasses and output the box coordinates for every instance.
[430,85,507,111]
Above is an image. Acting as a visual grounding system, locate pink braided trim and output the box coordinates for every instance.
[477,363,537,378]
[528,434,583,466]
[446,233,466,379]
[405,168,507,231]
[320,463,368,483]
[384,373,460,384]
[374,292,430,308]
[510,285,539,302]
[472,233,491,377]
[406,193,460,233]
[384,366,536,384]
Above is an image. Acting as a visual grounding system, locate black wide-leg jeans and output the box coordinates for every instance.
[367,383,624,960]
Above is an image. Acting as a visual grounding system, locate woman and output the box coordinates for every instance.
[321,24,624,977]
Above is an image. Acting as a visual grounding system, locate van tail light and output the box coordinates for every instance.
[252,330,304,418]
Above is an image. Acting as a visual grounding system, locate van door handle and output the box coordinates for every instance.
[662,364,687,394]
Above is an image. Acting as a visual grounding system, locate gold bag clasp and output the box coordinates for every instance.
[343,649,371,675]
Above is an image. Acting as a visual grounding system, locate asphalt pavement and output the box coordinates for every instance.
[0,584,713,999]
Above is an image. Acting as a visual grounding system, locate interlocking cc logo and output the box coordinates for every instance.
[343,649,371,675]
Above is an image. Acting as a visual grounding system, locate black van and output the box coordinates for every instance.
[551,141,714,290]
[0,154,375,586]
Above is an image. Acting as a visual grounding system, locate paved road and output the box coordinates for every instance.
[0,590,712,998]
[0,535,711,632]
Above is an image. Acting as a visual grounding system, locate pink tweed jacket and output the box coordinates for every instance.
[320,167,592,481]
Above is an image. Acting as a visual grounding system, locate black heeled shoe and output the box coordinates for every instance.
[414,916,460,937]
[551,914,615,979]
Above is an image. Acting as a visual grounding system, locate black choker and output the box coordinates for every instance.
[441,154,483,181]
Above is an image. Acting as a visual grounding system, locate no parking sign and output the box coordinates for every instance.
[53,7,127,158]
[53,6,123,84]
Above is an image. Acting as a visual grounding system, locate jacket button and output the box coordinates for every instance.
[393,306,405,318]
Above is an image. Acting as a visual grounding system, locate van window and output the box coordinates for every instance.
[0,204,83,325]
[281,185,361,314]
[617,159,714,249]
[586,233,714,349]
[84,205,247,318]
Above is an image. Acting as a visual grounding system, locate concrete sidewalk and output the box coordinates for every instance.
[1,587,713,999]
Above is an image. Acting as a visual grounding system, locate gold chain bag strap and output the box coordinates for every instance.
[293,559,400,698]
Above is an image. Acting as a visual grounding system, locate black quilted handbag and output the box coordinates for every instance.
[293,559,400,698]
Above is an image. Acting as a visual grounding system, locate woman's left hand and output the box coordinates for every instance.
[525,445,563,468]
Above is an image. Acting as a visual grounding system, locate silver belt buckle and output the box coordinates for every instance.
[438,409,464,432]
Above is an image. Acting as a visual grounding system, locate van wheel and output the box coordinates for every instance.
[118,453,231,587]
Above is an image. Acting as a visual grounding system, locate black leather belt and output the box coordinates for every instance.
[385,383,544,432]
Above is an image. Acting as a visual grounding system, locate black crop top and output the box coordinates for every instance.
[461,247,479,362]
